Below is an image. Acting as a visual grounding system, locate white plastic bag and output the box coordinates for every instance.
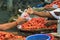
[19,9,31,20]
[17,9,31,29]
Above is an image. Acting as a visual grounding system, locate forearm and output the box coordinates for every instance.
[33,11,53,18]
[0,21,17,30]
[0,17,26,30]
[48,20,58,24]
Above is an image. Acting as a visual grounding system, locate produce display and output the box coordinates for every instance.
[20,17,57,31]
[0,31,56,40]
[0,0,59,40]
[0,31,25,40]
[45,0,60,8]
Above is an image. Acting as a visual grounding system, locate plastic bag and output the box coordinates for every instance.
[19,9,31,20]
[17,9,31,29]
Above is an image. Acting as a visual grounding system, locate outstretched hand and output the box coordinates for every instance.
[45,21,53,27]
[45,20,55,27]
[16,17,27,25]
[26,7,34,14]
[45,20,57,27]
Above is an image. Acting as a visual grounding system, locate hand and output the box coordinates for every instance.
[44,5,52,9]
[45,20,53,27]
[26,7,34,14]
[16,17,27,24]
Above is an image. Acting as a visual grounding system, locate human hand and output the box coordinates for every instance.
[26,7,34,14]
[44,5,52,9]
[16,17,27,24]
[45,20,53,27]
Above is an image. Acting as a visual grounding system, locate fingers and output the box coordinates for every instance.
[27,8,33,14]
[16,17,24,22]
[18,17,25,20]
[28,7,32,10]
[16,17,26,24]
[45,22,52,27]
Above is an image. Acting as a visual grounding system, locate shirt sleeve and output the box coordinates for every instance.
[49,8,60,20]
[50,11,60,19]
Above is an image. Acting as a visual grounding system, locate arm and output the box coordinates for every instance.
[0,17,25,30]
[45,20,57,26]
[33,11,53,18]
[0,22,17,30]
[27,8,54,18]
[47,20,58,24]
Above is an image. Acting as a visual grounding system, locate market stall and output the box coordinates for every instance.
[0,0,60,40]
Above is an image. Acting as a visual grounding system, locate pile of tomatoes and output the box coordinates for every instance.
[21,17,57,30]
[45,0,60,8]
[0,31,25,40]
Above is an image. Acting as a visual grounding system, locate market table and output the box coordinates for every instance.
[0,7,60,40]
[0,27,58,40]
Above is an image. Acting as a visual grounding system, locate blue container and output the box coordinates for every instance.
[26,34,50,40]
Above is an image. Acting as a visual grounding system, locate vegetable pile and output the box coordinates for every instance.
[21,17,57,30]
[0,31,25,40]
[45,0,60,8]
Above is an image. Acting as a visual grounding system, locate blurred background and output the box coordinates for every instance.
[0,0,45,23]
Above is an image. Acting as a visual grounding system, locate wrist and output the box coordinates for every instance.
[33,11,37,14]
[15,21,19,25]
